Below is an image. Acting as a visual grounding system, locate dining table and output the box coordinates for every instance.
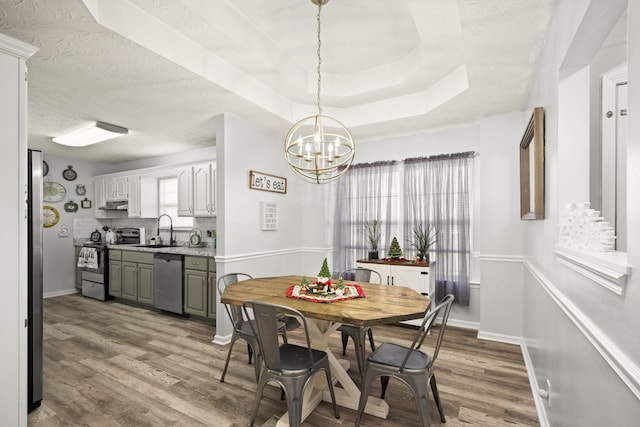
[220,274,431,427]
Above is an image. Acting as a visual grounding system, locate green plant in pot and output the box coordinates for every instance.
[388,236,403,259]
[410,223,437,263]
[364,220,380,260]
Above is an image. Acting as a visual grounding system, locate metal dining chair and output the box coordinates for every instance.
[338,267,383,381]
[355,294,455,427]
[243,300,340,427]
[217,273,288,383]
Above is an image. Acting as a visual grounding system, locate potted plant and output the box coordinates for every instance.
[388,236,403,259]
[409,223,437,263]
[364,220,380,260]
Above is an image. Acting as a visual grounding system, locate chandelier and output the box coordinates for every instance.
[284,0,355,184]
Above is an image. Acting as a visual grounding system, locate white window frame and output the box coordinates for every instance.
[158,176,193,229]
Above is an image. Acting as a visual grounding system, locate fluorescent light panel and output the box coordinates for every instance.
[52,122,128,147]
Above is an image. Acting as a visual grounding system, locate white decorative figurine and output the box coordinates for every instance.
[557,202,616,251]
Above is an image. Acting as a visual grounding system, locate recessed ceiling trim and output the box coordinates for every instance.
[82,0,294,121]
[294,64,469,127]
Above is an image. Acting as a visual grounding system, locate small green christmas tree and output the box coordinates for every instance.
[318,258,331,279]
[388,236,403,259]
[301,275,310,286]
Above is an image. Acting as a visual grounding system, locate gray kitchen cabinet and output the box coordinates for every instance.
[183,256,216,318]
[108,250,122,297]
[207,258,217,318]
[75,246,82,291]
[122,261,138,301]
[137,263,154,305]
[184,268,207,317]
[121,251,155,306]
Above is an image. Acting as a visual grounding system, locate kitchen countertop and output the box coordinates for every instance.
[74,239,214,257]
[107,244,215,257]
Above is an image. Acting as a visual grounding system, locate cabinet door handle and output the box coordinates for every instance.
[391,276,394,286]
[421,271,429,275]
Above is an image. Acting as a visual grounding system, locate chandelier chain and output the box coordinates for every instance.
[316,2,322,115]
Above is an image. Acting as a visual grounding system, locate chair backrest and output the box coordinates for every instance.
[400,294,454,372]
[217,273,253,328]
[340,267,382,284]
[243,301,312,372]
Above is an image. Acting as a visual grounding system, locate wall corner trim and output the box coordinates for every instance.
[554,246,630,295]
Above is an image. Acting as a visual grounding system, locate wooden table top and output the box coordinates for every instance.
[220,275,431,327]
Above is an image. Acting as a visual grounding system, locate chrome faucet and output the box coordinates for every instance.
[157,214,174,246]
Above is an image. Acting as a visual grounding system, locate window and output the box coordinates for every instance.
[334,153,474,305]
[158,177,193,228]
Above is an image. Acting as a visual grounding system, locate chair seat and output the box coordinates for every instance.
[278,344,328,373]
[369,342,433,371]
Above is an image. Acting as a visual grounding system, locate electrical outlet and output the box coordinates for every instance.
[546,379,552,407]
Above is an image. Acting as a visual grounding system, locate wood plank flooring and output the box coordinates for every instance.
[28,294,539,427]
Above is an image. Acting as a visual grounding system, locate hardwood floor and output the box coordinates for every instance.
[29,294,539,427]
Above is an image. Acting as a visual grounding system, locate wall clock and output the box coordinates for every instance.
[75,184,86,195]
[62,165,77,181]
[43,181,66,203]
[64,200,78,213]
[43,206,59,228]
[43,161,49,177]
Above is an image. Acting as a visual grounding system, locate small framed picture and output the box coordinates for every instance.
[81,198,92,209]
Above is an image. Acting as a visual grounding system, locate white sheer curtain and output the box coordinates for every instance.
[404,153,473,306]
[333,161,400,276]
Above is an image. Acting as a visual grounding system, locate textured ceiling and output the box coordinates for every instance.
[0,0,555,163]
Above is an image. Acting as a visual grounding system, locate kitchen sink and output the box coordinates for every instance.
[135,244,175,248]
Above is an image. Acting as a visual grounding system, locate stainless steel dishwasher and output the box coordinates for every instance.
[154,253,184,314]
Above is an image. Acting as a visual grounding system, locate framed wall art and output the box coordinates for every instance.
[520,107,545,220]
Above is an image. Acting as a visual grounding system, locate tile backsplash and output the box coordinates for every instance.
[73,217,217,247]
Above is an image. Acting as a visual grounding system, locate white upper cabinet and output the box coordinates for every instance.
[127,175,158,218]
[177,166,193,216]
[193,163,216,217]
[94,178,107,219]
[104,175,128,201]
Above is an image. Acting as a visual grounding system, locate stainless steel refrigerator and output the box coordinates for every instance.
[27,149,43,412]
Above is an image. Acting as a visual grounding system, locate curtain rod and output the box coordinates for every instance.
[404,151,477,163]
[349,151,478,170]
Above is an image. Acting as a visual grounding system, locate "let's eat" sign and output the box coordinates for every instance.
[249,170,287,194]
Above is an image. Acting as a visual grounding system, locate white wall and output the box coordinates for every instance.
[41,154,111,296]
[522,0,640,425]
[336,113,525,332]
[213,113,330,343]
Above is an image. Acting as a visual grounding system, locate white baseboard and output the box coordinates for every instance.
[477,330,522,346]
[447,318,479,330]
[520,340,550,427]
[44,288,79,299]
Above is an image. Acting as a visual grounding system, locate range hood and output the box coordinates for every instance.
[99,200,128,211]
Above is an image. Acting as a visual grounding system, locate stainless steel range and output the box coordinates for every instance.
[78,227,144,301]
[80,241,108,301]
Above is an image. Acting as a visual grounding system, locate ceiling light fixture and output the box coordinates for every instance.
[284,0,355,184]
[52,121,129,147]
